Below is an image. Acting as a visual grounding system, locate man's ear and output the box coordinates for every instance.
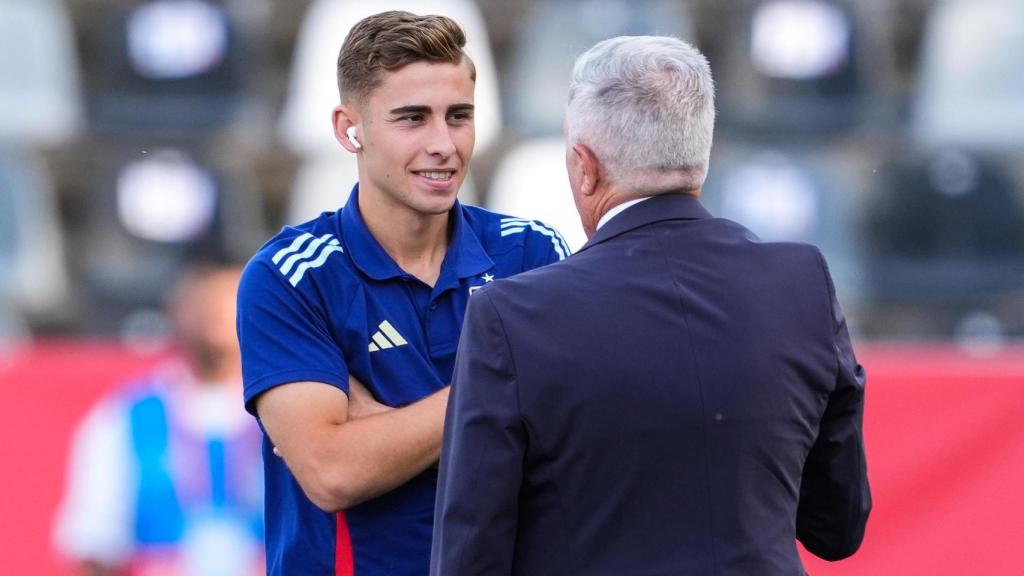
[573,143,601,197]
[333,105,361,154]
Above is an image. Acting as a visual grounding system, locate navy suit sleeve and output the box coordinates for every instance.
[431,289,524,576]
[797,252,872,560]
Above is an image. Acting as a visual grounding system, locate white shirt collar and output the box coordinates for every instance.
[596,197,654,231]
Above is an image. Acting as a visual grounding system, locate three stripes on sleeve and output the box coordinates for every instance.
[272,233,345,287]
[499,218,571,261]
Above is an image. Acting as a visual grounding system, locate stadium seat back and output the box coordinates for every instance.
[505,0,694,137]
[0,0,83,145]
[911,0,1024,150]
[87,0,245,135]
[0,147,71,320]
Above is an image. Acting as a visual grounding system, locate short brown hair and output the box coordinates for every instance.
[337,11,476,105]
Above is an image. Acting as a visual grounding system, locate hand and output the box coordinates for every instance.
[347,374,392,420]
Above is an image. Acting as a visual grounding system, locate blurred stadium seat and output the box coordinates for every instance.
[0,147,71,325]
[0,0,83,146]
[504,0,694,138]
[863,148,1024,337]
[712,0,878,136]
[701,142,868,303]
[485,137,586,252]
[278,0,502,157]
[86,0,250,135]
[76,141,265,333]
[911,0,1024,150]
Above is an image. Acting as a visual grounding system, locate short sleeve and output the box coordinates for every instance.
[236,257,351,415]
[522,219,571,268]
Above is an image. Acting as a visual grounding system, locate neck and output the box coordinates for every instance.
[588,185,702,238]
[358,190,450,287]
[585,186,644,237]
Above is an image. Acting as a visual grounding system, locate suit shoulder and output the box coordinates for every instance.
[712,217,826,270]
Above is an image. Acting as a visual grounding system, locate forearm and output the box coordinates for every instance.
[287,385,450,511]
[326,386,450,506]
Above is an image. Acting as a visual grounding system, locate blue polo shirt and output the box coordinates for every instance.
[237,185,569,575]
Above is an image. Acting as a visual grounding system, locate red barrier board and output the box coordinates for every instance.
[0,341,166,576]
[800,343,1024,575]
[1,341,1022,574]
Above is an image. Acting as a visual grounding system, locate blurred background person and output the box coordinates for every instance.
[51,261,264,576]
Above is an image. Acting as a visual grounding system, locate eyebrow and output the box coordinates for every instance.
[387,103,475,116]
[388,105,431,116]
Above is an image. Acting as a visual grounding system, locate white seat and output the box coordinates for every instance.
[911,0,1024,150]
[485,137,586,252]
[279,0,501,157]
[0,0,83,145]
[505,0,694,137]
[0,147,70,321]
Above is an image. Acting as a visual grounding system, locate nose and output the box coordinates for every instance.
[425,118,456,158]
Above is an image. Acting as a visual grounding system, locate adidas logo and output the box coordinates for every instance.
[271,233,344,287]
[368,320,408,352]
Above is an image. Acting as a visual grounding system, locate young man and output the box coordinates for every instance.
[236,11,569,576]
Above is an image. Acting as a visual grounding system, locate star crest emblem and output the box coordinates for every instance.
[482,273,495,283]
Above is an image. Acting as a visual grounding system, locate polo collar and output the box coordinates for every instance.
[437,203,494,288]
[578,192,712,253]
[340,184,493,284]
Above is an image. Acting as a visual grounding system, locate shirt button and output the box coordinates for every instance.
[429,303,438,311]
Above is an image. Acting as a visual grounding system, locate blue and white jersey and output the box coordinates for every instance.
[236,185,569,576]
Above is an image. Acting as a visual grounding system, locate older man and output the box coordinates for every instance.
[431,35,870,576]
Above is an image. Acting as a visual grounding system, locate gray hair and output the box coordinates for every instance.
[566,35,716,190]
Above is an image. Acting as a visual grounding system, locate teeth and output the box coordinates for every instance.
[421,171,453,181]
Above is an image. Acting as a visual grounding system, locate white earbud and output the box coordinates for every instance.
[346,126,362,149]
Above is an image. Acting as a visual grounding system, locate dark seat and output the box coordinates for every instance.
[74,139,266,333]
[86,0,246,136]
[710,0,874,136]
[862,149,1024,337]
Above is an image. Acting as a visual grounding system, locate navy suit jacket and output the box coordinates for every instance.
[431,193,870,576]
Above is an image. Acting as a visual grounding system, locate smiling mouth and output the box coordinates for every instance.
[416,170,455,182]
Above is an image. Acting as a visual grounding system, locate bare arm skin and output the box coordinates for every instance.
[256,376,450,511]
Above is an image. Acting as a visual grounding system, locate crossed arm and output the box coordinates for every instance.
[255,377,450,511]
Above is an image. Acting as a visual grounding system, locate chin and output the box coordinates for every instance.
[415,189,461,214]
[422,197,458,216]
